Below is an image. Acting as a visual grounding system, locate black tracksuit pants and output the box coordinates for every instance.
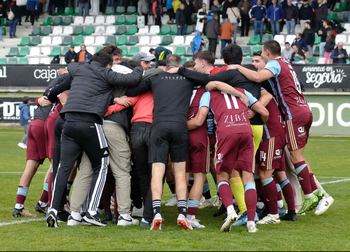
[51,120,109,213]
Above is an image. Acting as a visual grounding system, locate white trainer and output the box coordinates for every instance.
[314,196,334,216]
[188,215,205,228]
[257,214,281,224]
[198,200,214,209]
[247,222,259,233]
[117,215,140,226]
[165,196,177,206]
[220,211,238,232]
[67,215,91,226]
[213,196,221,207]
[18,143,27,149]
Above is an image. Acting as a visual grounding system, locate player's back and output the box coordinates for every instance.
[265,58,310,120]
[263,98,285,140]
[208,88,253,138]
[151,71,195,125]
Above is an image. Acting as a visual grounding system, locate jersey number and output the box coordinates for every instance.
[288,65,301,94]
[222,92,239,109]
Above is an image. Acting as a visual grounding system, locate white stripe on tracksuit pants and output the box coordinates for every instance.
[50,121,109,214]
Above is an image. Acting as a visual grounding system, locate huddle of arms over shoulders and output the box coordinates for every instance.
[247,88,272,119]
[46,73,72,103]
[227,64,274,83]
[206,81,249,107]
[104,66,144,87]
[125,77,152,97]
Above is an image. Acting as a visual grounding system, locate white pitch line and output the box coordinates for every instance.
[317,176,350,179]
[320,178,350,185]
[308,139,349,142]
[0,217,45,227]
[0,171,46,174]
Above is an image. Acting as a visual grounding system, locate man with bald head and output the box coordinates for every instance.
[331,42,349,64]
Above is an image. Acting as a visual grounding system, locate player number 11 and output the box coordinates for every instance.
[222,92,239,109]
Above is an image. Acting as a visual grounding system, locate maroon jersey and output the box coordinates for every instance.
[199,88,257,139]
[262,98,285,141]
[263,58,311,120]
[187,85,207,121]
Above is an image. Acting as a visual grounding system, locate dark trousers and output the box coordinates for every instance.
[51,120,108,213]
[155,14,162,27]
[208,38,218,55]
[241,13,250,36]
[18,6,26,25]
[142,13,148,25]
[29,10,36,26]
[130,122,152,220]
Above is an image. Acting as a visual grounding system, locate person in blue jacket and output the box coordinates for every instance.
[18,96,31,149]
[26,0,39,26]
[266,0,284,37]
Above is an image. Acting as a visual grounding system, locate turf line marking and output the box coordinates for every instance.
[0,171,46,174]
[317,176,350,179]
[0,217,45,227]
[320,178,350,185]
[0,132,22,134]
[308,139,349,142]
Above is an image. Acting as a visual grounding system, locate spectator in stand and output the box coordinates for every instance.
[221,0,232,22]
[327,0,339,12]
[16,0,27,26]
[78,0,89,17]
[183,0,194,26]
[191,29,206,55]
[138,0,149,26]
[291,44,305,64]
[281,42,294,59]
[238,0,252,37]
[302,21,315,57]
[299,0,313,33]
[176,3,187,35]
[249,0,266,42]
[331,42,349,64]
[266,0,284,37]
[302,47,312,63]
[150,47,173,62]
[77,44,92,62]
[324,30,335,64]
[196,3,208,35]
[219,19,235,58]
[27,0,39,26]
[227,2,240,43]
[206,13,220,56]
[284,0,298,35]
[211,0,221,15]
[292,32,308,51]
[9,2,20,38]
[166,0,175,21]
[65,46,78,64]
[318,20,332,57]
[153,0,163,27]
[315,0,327,33]
[346,1,350,23]
[173,0,182,14]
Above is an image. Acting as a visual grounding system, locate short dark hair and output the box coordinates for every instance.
[252,51,262,57]
[323,20,329,25]
[305,21,311,26]
[99,44,123,56]
[183,60,196,69]
[263,40,281,56]
[22,96,30,104]
[90,51,112,67]
[166,54,182,69]
[285,42,290,45]
[118,61,133,70]
[222,44,243,65]
[193,51,215,66]
[302,47,308,52]
[156,60,167,68]
[149,48,155,54]
[129,60,142,69]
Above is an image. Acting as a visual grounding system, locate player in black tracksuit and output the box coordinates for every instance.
[125,54,201,230]
[46,52,143,227]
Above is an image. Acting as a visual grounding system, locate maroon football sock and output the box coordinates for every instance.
[294,161,312,195]
[280,180,295,211]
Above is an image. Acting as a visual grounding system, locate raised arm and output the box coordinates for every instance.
[251,101,269,124]
[227,65,273,83]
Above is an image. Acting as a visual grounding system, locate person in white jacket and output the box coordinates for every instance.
[195,3,208,35]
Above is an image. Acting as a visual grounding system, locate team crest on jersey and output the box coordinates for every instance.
[216,153,223,163]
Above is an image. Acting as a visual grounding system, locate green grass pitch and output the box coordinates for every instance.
[0,128,349,251]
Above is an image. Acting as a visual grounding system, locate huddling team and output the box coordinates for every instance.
[12,40,334,233]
